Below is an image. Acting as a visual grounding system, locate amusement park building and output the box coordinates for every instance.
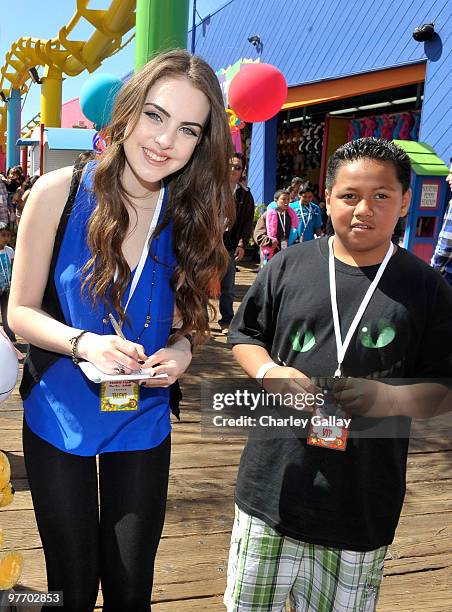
[192,0,452,203]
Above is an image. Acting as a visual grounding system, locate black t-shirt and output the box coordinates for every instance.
[228,237,452,551]
[276,210,292,243]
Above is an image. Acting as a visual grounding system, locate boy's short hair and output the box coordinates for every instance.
[299,186,314,196]
[274,189,290,200]
[290,176,303,186]
[325,138,411,193]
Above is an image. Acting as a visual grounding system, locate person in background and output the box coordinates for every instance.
[431,161,452,285]
[16,176,39,224]
[318,198,328,231]
[288,176,304,203]
[291,184,323,241]
[0,178,8,226]
[255,189,298,266]
[311,183,320,204]
[219,152,254,334]
[0,222,15,343]
[3,166,24,227]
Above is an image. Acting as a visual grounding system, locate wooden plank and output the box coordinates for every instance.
[0,425,246,452]
[4,472,451,519]
[5,465,239,514]
[5,445,452,481]
[11,537,452,609]
[152,596,225,611]
[0,495,236,538]
[402,479,452,515]
[405,450,452,483]
[384,552,452,575]
[378,567,452,611]
[12,534,232,605]
[3,500,451,567]
[3,444,243,480]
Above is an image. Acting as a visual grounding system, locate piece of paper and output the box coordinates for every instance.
[79,361,168,384]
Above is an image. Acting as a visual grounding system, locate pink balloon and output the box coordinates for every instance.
[229,63,287,123]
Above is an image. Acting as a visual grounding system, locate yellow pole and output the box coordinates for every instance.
[41,67,63,127]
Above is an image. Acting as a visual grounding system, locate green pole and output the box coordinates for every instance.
[134,0,190,72]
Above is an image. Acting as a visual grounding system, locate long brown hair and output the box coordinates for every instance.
[81,49,235,346]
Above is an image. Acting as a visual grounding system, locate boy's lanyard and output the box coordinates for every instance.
[113,184,164,320]
[300,204,312,233]
[328,236,394,377]
[0,250,11,288]
[277,211,288,238]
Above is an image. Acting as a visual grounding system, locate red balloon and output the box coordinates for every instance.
[228,63,287,123]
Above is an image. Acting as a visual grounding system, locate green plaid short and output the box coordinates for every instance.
[224,505,387,611]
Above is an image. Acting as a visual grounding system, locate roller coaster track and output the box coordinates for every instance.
[0,0,136,147]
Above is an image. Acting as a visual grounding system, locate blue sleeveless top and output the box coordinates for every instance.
[24,163,177,456]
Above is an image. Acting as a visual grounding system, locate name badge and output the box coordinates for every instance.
[280,240,288,250]
[307,403,350,451]
[100,380,139,412]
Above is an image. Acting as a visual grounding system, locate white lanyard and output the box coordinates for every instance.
[115,184,164,318]
[300,204,312,231]
[0,250,11,288]
[277,211,287,237]
[328,236,394,377]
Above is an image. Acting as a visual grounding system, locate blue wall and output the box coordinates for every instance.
[192,0,452,202]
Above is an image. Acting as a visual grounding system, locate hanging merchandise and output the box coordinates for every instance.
[348,110,420,143]
[276,120,324,187]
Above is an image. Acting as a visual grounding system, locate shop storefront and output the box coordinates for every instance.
[275,63,426,196]
[192,0,451,205]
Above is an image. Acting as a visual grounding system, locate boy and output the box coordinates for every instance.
[255,190,298,266]
[0,222,15,342]
[291,185,323,241]
[225,139,452,611]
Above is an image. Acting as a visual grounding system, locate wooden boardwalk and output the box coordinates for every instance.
[1,261,451,611]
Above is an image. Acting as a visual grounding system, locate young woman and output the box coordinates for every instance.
[9,49,234,611]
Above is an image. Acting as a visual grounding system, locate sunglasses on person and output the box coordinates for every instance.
[230,164,243,171]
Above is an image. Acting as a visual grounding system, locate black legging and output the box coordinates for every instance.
[23,419,170,612]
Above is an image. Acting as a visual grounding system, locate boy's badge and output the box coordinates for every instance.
[307,402,350,451]
[100,380,139,412]
[280,240,288,250]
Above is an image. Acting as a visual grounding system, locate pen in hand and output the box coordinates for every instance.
[108,313,145,373]
[108,313,126,340]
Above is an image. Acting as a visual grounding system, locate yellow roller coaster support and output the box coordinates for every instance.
[41,68,63,128]
[0,0,136,148]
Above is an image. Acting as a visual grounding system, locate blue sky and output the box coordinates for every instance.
[0,0,228,126]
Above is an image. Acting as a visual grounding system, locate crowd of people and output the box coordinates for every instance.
[0,47,451,612]
[218,161,330,333]
[0,167,39,347]
[0,166,38,229]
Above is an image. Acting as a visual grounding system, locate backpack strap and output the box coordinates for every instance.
[20,164,84,400]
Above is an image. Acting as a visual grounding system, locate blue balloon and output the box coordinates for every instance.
[79,73,123,128]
